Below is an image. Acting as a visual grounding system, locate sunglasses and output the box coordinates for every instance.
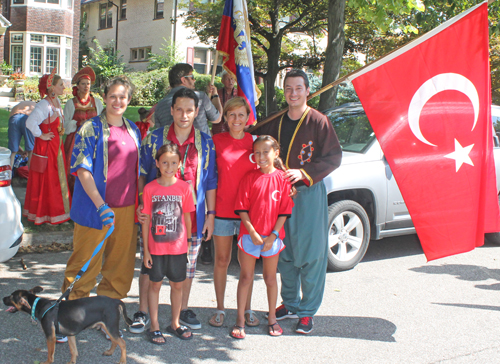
[184,75,195,80]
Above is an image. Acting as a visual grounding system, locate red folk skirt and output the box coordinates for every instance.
[23,117,71,225]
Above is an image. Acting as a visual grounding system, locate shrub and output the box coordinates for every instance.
[255,84,286,121]
[193,71,223,93]
[127,68,170,106]
[0,62,13,76]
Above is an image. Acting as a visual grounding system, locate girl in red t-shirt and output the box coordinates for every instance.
[142,144,195,344]
[231,136,295,339]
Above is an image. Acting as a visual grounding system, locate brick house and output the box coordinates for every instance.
[81,0,216,74]
[1,0,80,79]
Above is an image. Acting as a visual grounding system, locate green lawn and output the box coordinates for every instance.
[0,108,12,149]
[0,105,149,150]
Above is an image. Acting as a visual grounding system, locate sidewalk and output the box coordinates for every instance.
[12,179,74,248]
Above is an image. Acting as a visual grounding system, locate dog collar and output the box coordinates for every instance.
[31,297,40,323]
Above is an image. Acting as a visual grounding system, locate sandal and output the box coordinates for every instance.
[268,322,283,336]
[230,325,246,339]
[147,330,166,345]
[244,310,260,327]
[166,325,193,340]
[209,310,225,327]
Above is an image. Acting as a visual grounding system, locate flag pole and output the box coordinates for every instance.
[249,0,495,133]
[211,51,219,85]
[247,75,349,133]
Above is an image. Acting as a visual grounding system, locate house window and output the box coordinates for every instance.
[11,46,23,71]
[46,47,59,73]
[34,0,60,3]
[46,35,60,44]
[120,0,127,19]
[65,49,71,77]
[130,49,138,61]
[193,48,207,74]
[66,38,72,47]
[67,0,72,9]
[31,34,43,43]
[99,3,113,29]
[154,0,164,19]
[30,46,42,73]
[130,47,151,62]
[12,0,25,4]
[11,34,23,43]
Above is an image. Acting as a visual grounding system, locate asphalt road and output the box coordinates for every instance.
[1,235,500,364]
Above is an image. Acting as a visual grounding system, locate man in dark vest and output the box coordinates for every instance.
[258,69,342,334]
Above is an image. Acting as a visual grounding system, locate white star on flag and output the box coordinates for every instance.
[444,139,474,172]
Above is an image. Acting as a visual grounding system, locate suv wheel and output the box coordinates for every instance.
[327,200,370,271]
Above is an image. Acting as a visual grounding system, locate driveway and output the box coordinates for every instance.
[1,235,500,363]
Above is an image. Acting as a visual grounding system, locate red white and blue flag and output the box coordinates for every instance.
[349,1,500,261]
[216,0,261,125]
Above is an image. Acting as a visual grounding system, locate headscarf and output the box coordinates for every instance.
[38,68,57,98]
[71,66,96,96]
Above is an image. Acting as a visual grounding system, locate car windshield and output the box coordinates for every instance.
[326,107,376,153]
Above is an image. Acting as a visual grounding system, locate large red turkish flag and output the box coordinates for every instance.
[349,1,500,261]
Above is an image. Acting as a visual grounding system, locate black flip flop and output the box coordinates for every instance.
[166,325,193,340]
[147,330,166,345]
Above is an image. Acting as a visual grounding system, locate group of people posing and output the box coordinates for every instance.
[12,62,342,344]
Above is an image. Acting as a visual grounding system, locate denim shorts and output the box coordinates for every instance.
[8,114,34,152]
[237,234,285,258]
[213,218,240,237]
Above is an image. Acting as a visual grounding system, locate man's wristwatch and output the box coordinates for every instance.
[211,95,219,100]
[207,210,216,215]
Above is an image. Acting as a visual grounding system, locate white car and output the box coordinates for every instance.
[0,147,23,262]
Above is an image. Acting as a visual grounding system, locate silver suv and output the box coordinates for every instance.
[322,103,500,271]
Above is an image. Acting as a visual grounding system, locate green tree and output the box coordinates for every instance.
[147,38,182,71]
[183,0,328,114]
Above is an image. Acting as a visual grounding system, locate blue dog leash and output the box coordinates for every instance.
[32,224,115,324]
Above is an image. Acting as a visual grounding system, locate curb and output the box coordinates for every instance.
[21,230,73,247]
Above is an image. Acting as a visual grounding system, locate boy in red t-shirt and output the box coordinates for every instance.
[142,144,195,344]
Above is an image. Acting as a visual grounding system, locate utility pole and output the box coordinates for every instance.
[108,1,119,54]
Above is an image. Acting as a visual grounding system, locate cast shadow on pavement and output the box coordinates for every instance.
[359,234,424,264]
[432,302,500,312]
[409,264,500,286]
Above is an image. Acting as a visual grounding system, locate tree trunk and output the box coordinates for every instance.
[318,0,346,111]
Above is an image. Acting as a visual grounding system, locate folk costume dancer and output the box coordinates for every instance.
[61,77,141,303]
[63,66,103,195]
[257,70,342,334]
[139,88,217,331]
[24,69,71,225]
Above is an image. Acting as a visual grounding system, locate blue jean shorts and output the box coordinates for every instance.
[8,114,34,152]
[237,234,285,258]
[213,218,240,237]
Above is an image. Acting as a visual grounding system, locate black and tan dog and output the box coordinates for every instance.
[3,286,132,364]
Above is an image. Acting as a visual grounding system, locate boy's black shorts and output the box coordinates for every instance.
[148,253,187,283]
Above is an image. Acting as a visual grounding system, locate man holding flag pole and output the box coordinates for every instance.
[249,0,500,333]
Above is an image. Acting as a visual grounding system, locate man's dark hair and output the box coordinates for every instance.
[171,87,199,109]
[284,69,309,89]
[169,63,194,87]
